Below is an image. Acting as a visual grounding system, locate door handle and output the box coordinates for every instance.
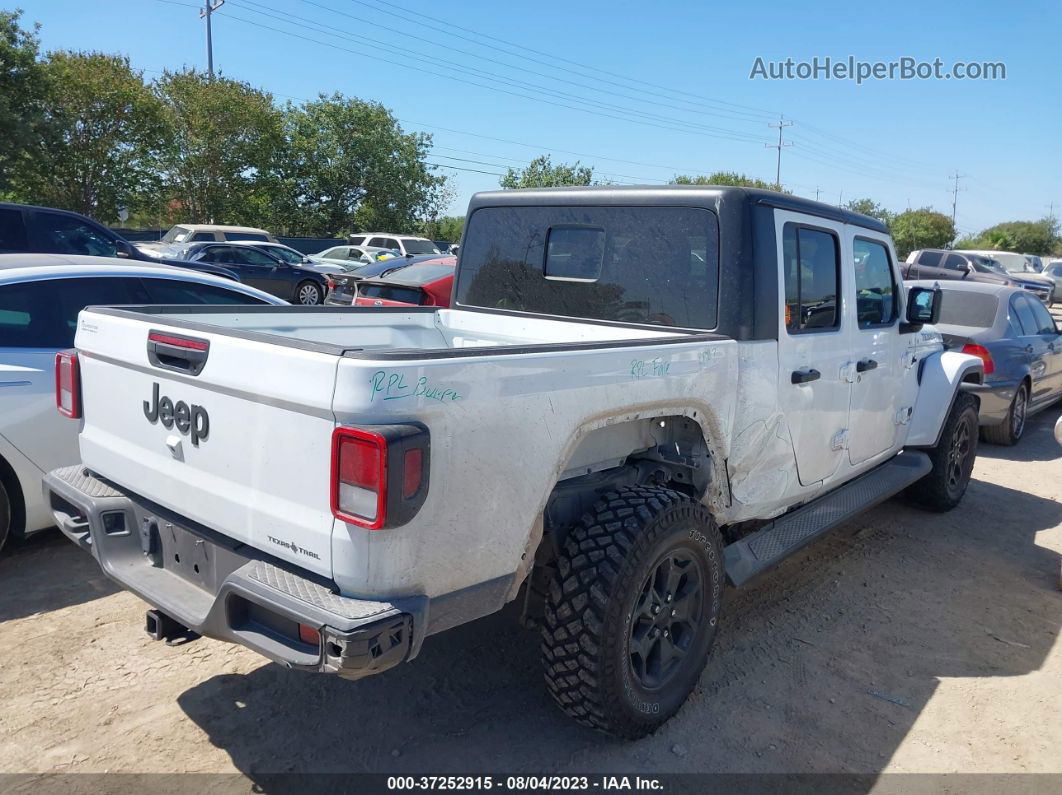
[856,359,878,373]
[791,368,821,384]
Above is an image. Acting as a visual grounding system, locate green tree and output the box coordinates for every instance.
[12,51,169,221]
[890,208,956,258]
[0,9,47,194]
[278,94,442,236]
[421,214,464,243]
[671,171,789,192]
[844,198,892,225]
[500,155,593,189]
[155,69,284,226]
[955,218,1059,255]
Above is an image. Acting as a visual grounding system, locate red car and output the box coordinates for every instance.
[352,256,456,308]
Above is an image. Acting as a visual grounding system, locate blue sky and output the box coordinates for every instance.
[22,0,1061,236]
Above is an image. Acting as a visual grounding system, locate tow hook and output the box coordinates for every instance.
[145,609,199,646]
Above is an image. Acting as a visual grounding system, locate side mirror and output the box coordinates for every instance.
[115,240,133,258]
[1055,415,1062,447]
[906,286,941,326]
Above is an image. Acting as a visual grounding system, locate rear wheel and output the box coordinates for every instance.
[295,281,323,305]
[905,391,979,511]
[541,485,724,738]
[982,383,1027,446]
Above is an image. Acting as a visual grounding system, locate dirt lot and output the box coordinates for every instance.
[1,410,1060,782]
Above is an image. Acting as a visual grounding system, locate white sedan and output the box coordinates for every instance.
[0,254,285,552]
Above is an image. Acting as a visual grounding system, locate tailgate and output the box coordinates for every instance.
[74,310,340,578]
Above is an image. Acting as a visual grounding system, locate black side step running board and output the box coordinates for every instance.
[724,450,932,586]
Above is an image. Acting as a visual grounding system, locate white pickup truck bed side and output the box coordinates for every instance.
[74,306,732,611]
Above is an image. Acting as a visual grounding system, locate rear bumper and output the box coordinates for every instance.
[42,465,413,680]
[964,379,1018,425]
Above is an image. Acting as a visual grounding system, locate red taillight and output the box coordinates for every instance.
[332,428,388,529]
[330,425,430,530]
[962,343,995,375]
[147,331,208,351]
[55,351,81,419]
[403,448,423,498]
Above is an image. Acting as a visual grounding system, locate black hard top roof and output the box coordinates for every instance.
[466,185,890,234]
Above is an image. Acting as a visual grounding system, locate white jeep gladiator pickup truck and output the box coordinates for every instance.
[45,186,983,738]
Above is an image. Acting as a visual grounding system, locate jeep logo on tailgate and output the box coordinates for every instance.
[143,383,209,446]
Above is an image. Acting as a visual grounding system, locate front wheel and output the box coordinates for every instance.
[905,391,979,511]
[541,486,724,738]
[295,281,323,305]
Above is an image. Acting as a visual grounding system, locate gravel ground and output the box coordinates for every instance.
[0,409,1060,782]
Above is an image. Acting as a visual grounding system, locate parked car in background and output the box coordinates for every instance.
[1044,261,1062,297]
[0,255,284,553]
[955,250,1055,302]
[136,224,278,256]
[346,233,441,257]
[432,240,453,253]
[0,202,240,281]
[352,256,456,308]
[904,248,1055,304]
[910,279,1062,445]
[1024,254,1044,272]
[324,254,452,305]
[309,245,399,271]
[168,240,330,304]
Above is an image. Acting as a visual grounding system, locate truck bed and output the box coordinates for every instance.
[73,304,735,614]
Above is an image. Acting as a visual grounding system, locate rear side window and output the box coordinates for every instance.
[456,206,718,328]
[190,232,215,241]
[0,277,137,348]
[918,250,943,267]
[853,238,897,327]
[1010,294,1039,335]
[225,232,269,242]
[783,224,841,333]
[937,290,998,328]
[139,278,268,305]
[359,284,423,304]
[0,209,27,252]
[1028,297,1057,335]
[31,212,118,257]
[348,236,367,246]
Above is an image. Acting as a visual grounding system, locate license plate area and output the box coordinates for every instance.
[138,511,220,594]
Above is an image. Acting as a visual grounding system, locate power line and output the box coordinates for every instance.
[218,6,771,145]
[347,0,783,121]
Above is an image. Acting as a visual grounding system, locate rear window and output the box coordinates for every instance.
[359,284,423,304]
[401,238,440,255]
[917,251,942,266]
[163,226,191,243]
[937,290,998,328]
[455,206,718,328]
[225,232,269,242]
[388,262,454,285]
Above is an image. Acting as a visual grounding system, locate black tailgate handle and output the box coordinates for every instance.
[791,368,821,384]
[147,330,210,376]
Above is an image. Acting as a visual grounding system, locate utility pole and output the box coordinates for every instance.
[766,116,793,191]
[200,0,225,78]
[814,186,821,202]
[949,171,967,228]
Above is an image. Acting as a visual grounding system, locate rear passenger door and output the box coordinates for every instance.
[847,234,904,465]
[911,250,948,280]
[776,211,852,487]
[1010,294,1053,405]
